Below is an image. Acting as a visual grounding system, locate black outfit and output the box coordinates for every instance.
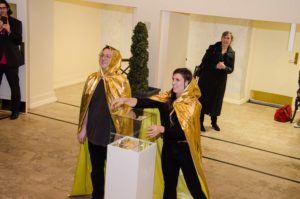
[87,80,111,199]
[135,98,206,199]
[88,141,107,199]
[291,71,300,123]
[0,16,23,116]
[197,41,235,128]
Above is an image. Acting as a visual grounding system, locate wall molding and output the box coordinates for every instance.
[224,97,249,105]
[29,91,57,109]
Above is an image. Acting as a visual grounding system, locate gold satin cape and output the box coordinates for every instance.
[69,46,131,196]
[149,79,210,199]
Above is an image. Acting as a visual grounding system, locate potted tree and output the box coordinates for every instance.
[128,22,160,98]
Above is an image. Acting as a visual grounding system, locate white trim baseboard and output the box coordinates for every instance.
[224,97,249,105]
[29,91,57,109]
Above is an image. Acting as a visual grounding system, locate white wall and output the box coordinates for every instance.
[54,0,102,88]
[159,12,190,91]
[99,4,132,60]
[132,3,161,87]
[91,0,300,23]
[54,0,133,88]
[28,0,56,108]
[163,0,300,23]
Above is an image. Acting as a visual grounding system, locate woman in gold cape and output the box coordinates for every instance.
[69,46,131,197]
[112,68,210,199]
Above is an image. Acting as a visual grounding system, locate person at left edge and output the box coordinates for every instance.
[0,0,23,120]
[76,45,131,199]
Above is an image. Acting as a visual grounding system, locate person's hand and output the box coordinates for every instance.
[146,125,165,138]
[111,98,125,109]
[1,20,10,34]
[216,61,226,70]
[111,98,137,109]
[77,128,87,144]
[113,133,123,142]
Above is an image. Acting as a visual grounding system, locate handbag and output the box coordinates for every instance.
[274,105,292,123]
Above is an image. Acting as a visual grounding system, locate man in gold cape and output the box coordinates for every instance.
[149,78,210,199]
[69,46,131,196]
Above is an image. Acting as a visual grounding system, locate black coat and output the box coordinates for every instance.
[0,16,23,67]
[198,41,235,116]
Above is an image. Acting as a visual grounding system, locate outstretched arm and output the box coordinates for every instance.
[111,97,138,109]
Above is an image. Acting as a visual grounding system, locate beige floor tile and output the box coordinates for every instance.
[0,114,78,199]
[29,102,79,125]
[55,82,84,106]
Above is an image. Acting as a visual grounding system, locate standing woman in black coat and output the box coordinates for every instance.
[197,31,235,132]
[0,0,23,120]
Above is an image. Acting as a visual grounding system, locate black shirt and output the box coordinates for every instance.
[135,98,186,141]
[87,80,111,146]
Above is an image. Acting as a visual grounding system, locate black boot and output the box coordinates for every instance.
[10,111,19,120]
[211,116,220,131]
[212,123,220,131]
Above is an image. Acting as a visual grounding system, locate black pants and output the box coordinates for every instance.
[200,111,217,125]
[0,65,21,112]
[162,141,206,199]
[88,141,107,199]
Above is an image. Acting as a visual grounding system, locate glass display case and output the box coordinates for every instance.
[105,108,157,199]
[110,108,157,139]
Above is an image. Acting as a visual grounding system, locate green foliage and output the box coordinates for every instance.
[128,22,149,94]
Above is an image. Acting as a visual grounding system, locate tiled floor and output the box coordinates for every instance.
[0,82,299,199]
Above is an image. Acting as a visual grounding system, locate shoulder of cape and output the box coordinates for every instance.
[86,72,99,81]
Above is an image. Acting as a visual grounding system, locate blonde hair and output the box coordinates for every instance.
[222,31,234,42]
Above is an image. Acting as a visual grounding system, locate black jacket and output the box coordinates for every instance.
[0,16,23,67]
[198,41,235,116]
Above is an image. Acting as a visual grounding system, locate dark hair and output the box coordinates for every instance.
[173,68,193,83]
[0,0,12,16]
[222,31,234,42]
[102,45,111,51]
[167,68,193,110]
